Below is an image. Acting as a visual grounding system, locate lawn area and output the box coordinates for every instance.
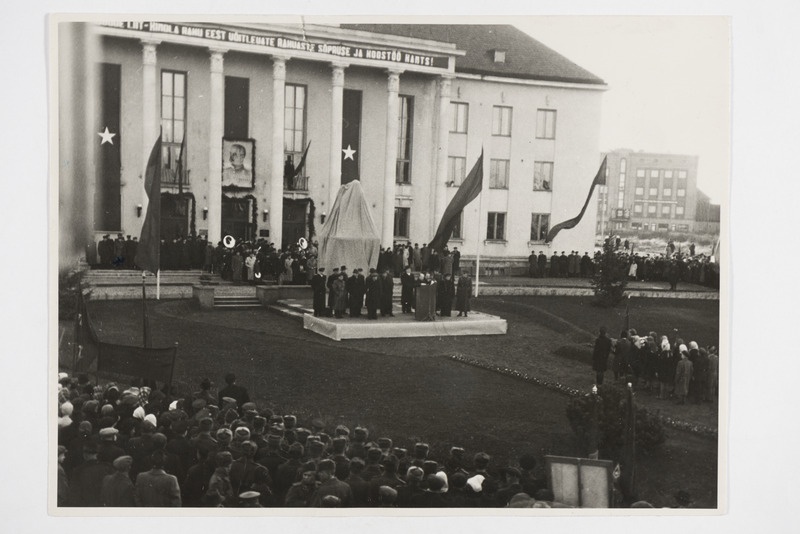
[58,295,719,508]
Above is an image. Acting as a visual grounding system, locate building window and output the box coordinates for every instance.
[161,70,187,170]
[450,102,468,133]
[489,159,510,189]
[636,169,645,178]
[677,188,686,197]
[634,203,643,214]
[647,204,657,215]
[533,162,553,191]
[618,173,626,188]
[658,223,669,231]
[448,156,466,186]
[663,187,672,197]
[396,95,414,184]
[631,222,642,230]
[678,224,690,232]
[394,207,410,238]
[678,170,688,179]
[635,186,644,197]
[665,170,673,178]
[487,212,506,240]
[492,106,512,136]
[617,191,625,209]
[649,187,658,197]
[452,212,463,239]
[284,84,306,162]
[530,213,550,242]
[661,205,672,216]
[676,205,685,216]
[620,158,627,173]
[650,169,659,178]
[536,109,557,139]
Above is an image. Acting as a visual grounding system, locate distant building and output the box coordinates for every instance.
[596,149,719,236]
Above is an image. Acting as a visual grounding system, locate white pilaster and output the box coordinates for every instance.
[141,39,160,216]
[270,56,289,249]
[328,63,347,210]
[382,69,402,248]
[207,48,226,245]
[433,76,453,237]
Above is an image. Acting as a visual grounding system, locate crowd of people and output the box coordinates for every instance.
[592,327,719,405]
[56,372,578,508]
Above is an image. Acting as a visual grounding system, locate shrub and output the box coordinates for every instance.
[566,383,664,460]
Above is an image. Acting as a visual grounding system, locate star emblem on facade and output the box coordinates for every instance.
[342,145,356,161]
[98,127,116,145]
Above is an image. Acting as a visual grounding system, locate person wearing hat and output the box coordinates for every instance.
[331,271,349,319]
[310,267,328,317]
[410,473,448,507]
[361,447,384,482]
[65,420,94,473]
[311,459,353,507]
[592,326,612,386]
[193,378,215,407]
[674,345,693,405]
[217,373,250,410]
[57,445,70,506]
[274,443,305,502]
[97,427,125,465]
[379,269,394,317]
[367,454,405,505]
[346,267,365,318]
[257,433,287,482]
[285,465,319,507]
[446,472,470,507]
[496,467,524,507]
[101,455,136,507]
[68,442,114,506]
[455,272,472,317]
[411,442,429,468]
[229,441,264,496]
[239,490,262,508]
[325,267,340,316]
[134,449,182,507]
[364,268,382,320]
[206,451,234,506]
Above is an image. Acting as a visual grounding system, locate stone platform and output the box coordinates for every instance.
[298,302,507,341]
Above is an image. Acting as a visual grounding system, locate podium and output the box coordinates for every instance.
[415,283,437,321]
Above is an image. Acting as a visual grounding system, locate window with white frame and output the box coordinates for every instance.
[450,102,468,133]
[448,156,466,186]
[489,159,510,189]
[487,212,506,240]
[677,188,686,197]
[530,213,550,241]
[678,170,688,179]
[492,106,512,136]
[636,169,646,178]
[394,207,410,238]
[634,203,643,214]
[661,205,671,216]
[536,109,557,139]
[650,169,659,178]
[533,161,553,191]
[396,95,414,183]
[676,205,685,216]
[647,204,657,215]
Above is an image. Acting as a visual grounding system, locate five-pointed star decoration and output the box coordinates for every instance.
[98,127,116,145]
[342,145,356,161]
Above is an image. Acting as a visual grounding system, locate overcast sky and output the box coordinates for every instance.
[515,17,730,203]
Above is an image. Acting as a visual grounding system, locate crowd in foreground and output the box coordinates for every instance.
[56,372,694,509]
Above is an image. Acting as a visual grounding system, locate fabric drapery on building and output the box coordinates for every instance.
[318,180,380,273]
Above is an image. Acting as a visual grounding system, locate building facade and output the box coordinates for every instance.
[597,149,713,236]
[58,21,606,272]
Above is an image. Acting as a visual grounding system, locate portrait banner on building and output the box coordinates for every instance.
[221,138,256,189]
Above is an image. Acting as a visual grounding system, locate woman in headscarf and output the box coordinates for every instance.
[656,337,674,400]
[674,345,693,405]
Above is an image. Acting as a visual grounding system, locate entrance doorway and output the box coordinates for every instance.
[161,193,192,239]
[221,196,255,242]
[282,198,309,246]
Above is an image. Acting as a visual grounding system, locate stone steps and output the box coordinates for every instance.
[213,295,262,309]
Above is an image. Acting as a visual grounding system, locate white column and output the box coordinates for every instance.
[328,63,347,210]
[207,48,226,245]
[141,39,160,216]
[382,69,402,248]
[433,76,453,236]
[270,56,289,249]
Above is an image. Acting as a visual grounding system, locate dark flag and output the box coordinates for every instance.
[135,135,163,274]
[341,89,362,184]
[176,134,186,195]
[428,149,484,252]
[96,63,122,232]
[292,141,311,179]
[546,156,608,243]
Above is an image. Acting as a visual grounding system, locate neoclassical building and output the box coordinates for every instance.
[58,21,606,273]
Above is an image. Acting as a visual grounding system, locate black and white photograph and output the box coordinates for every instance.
[3,0,795,530]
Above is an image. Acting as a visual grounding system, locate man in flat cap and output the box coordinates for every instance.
[311,459,353,507]
[135,449,182,507]
[97,427,125,464]
[101,455,136,507]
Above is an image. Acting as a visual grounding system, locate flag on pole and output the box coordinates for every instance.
[135,135,163,274]
[546,156,608,243]
[176,134,185,196]
[429,149,484,252]
[292,141,311,179]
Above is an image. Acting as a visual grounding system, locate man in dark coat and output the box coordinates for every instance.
[400,266,415,313]
[614,330,631,381]
[421,243,430,271]
[452,247,461,275]
[581,252,593,278]
[438,273,455,317]
[98,235,112,267]
[310,268,327,317]
[380,270,394,317]
[101,455,136,507]
[365,269,382,320]
[456,273,473,317]
[559,251,569,278]
[528,251,537,277]
[217,373,250,409]
[326,267,340,316]
[592,327,612,385]
[311,459,353,507]
[347,269,365,317]
[69,442,114,506]
[550,251,560,277]
[538,251,547,278]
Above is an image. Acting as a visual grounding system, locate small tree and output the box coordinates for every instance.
[591,237,628,307]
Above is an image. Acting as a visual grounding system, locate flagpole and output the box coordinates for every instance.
[474,161,484,298]
[156,269,161,300]
[142,271,148,347]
